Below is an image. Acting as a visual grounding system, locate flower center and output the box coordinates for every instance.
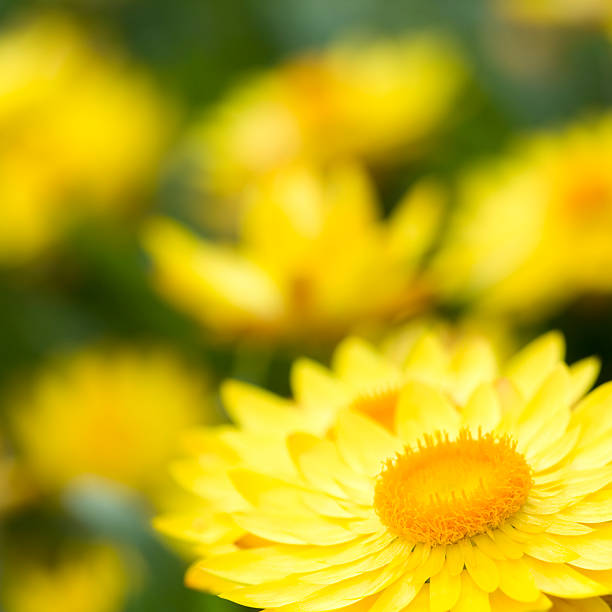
[349,388,399,432]
[374,429,532,546]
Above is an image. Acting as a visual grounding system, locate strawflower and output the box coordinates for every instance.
[178,33,463,232]
[10,346,212,495]
[1,543,127,612]
[0,13,170,264]
[433,114,612,319]
[143,163,442,343]
[158,330,612,611]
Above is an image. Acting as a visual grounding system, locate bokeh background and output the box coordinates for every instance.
[2,1,612,611]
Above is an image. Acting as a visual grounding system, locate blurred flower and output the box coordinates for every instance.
[0,433,34,515]
[433,115,612,319]
[143,163,443,344]
[180,33,464,232]
[0,13,171,264]
[10,347,212,495]
[498,0,612,28]
[157,330,612,611]
[1,543,128,612]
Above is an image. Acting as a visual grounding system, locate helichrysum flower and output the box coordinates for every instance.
[10,347,211,494]
[433,115,612,318]
[143,163,443,343]
[0,13,170,264]
[178,33,463,232]
[158,329,612,611]
[1,543,127,612]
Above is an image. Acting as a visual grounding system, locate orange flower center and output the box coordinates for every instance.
[349,388,399,432]
[374,429,532,546]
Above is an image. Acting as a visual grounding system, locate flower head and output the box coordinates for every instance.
[143,163,442,343]
[433,115,612,318]
[0,14,170,264]
[177,34,463,232]
[10,347,211,494]
[158,330,612,611]
[1,543,127,612]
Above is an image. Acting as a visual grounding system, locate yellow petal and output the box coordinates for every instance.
[488,591,551,612]
[403,333,448,386]
[496,558,541,602]
[396,381,461,443]
[504,332,565,400]
[568,357,601,405]
[561,487,612,523]
[386,179,444,265]
[277,561,407,612]
[464,544,500,592]
[334,409,404,477]
[301,539,410,585]
[291,358,350,415]
[154,512,242,546]
[430,564,462,612]
[186,562,239,594]
[452,572,491,612]
[333,337,400,390]
[369,571,425,612]
[449,338,499,403]
[229,469,354,518]
[221,380,302,432]
[549,596,609,612]
[231,511,359,546]
[462,383,502,434]
[525,559,611,598]
[287,432,373,503]
[515,365,571,454]
[446,543,465,575]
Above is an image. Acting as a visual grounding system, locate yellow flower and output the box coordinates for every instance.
[433,114,612,318]
[0,433,33,515]
[10,347,211,494]
[1,543,127,612]
[180,34,464,232]
[158,330,612,611]
[0,13,171,264]
[143,163,443,343]
[498,0,612,27]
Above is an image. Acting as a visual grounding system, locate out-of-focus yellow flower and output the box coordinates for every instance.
[0,434,33,515]
[433,115,612,319]
[143,163,443,343]
[1,543,127,612]
[10,347,212,495]
[498,0,612,27]
[182,34,464,231]
[0,14,171,264]
[158,330,612,612]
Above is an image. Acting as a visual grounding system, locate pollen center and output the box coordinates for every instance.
[374,429,533,546]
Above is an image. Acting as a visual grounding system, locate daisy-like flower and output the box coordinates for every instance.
[143,163,442,344]
[176,33,463,233]
[433,114,612,319]
[1,542,127,612]
[10,346,212,495]
[0,13,171,264]
[158,330,612,611]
